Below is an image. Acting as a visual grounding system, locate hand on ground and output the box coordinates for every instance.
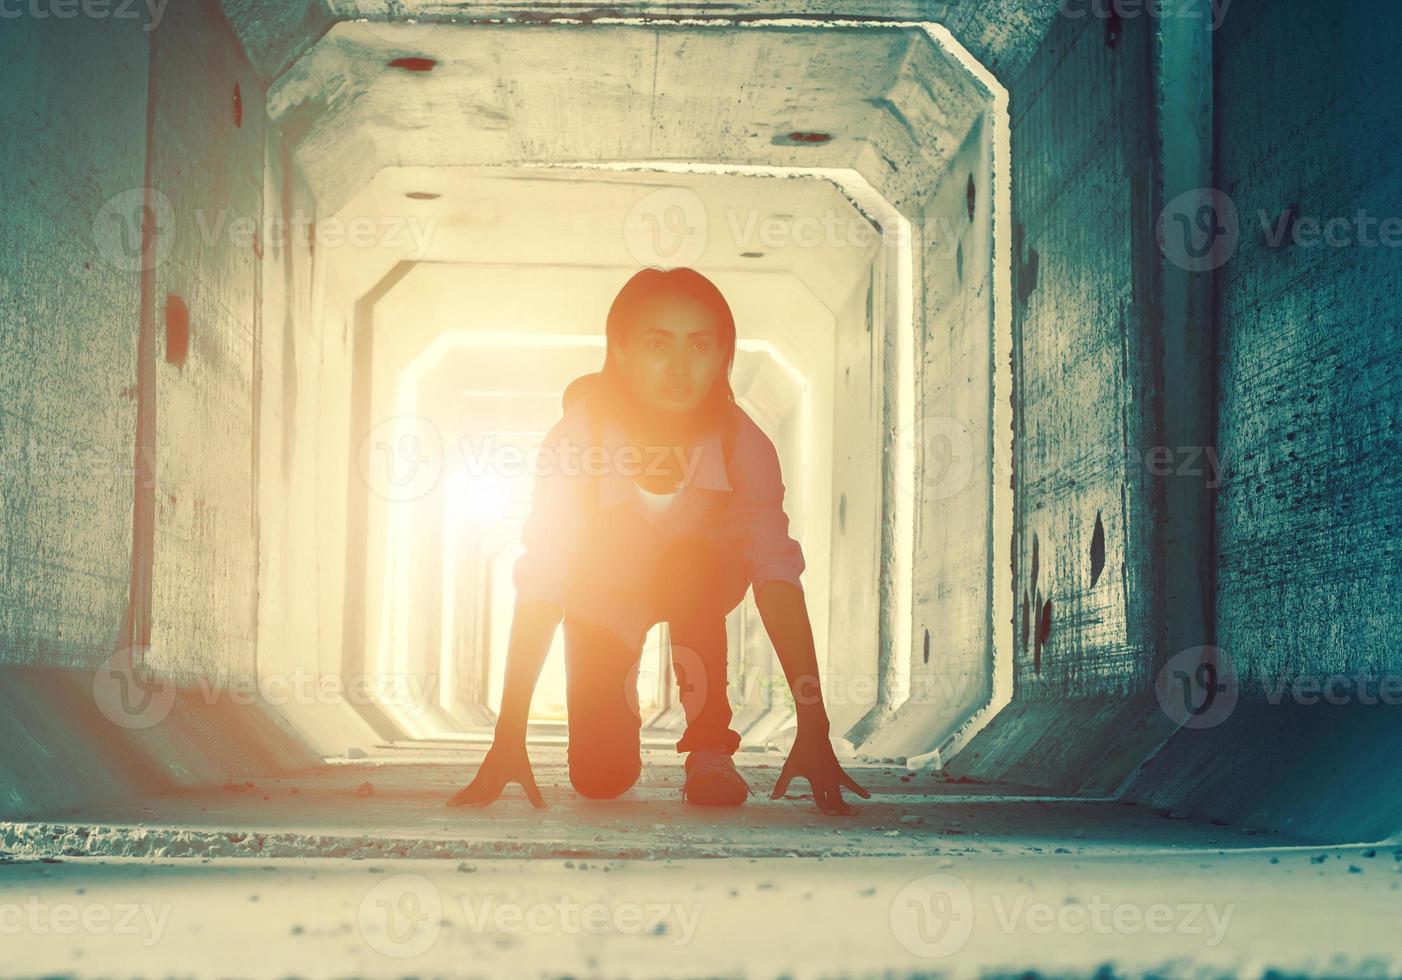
[770,728,870,815]
[447,738,546,808]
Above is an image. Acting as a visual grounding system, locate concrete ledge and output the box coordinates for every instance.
[853,689,990,764]
[942,695,1177,797]
[1123,698,1402,844]
[265,699,385,760]
[0,666,321,821]
[0,667,167,819]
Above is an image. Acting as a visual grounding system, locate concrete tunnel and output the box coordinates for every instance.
[1,0,1400,976]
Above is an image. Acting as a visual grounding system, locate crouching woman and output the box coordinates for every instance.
[447,266,867,815]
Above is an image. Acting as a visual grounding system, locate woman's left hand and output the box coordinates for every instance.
[770,726,871,815]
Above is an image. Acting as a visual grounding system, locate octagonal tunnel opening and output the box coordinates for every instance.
[254,21,1012,770]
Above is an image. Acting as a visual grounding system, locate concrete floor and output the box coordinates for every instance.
[2,745,1399,977]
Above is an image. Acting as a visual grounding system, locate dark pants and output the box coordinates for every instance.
[563,530,748,800]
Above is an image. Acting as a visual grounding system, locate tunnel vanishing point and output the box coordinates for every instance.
[1,0,1400,977]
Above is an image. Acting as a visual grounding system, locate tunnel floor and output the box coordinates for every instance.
[4,742,1301,861]
[3,746,1399,977]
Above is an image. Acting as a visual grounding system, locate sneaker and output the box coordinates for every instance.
[682,748,750,806]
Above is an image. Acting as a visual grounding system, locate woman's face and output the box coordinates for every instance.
[613,296,727,417]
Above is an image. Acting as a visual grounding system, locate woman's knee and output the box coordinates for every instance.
[568,753,642,800]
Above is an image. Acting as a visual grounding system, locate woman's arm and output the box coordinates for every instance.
[491,598,563,744]
[447,598,557,808]
[754,580,870,815]
[731,416,869,814]
[753,581,828,732]
[448,412,587,809]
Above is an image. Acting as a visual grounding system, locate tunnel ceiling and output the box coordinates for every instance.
[326,167,878,316]
[267,21,991,221]
[219,0,1061,88]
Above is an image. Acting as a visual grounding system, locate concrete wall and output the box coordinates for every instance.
[1210,0,1401,682]
[1008,8,1159,700]
[943,0,1402,842]
[857,111,1002,762]
[944,8,1178,793]
[0,10,144,670]
[251,123,381,757]
[822,264,886,737]
[146,0,265,684]
[0,0,322,819]
[1119,0,1402,843]
[218,0,1067,99]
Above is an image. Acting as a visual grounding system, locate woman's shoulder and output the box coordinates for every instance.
[724,403,782,484]
[531,403,595,474]
[726,402,774,447]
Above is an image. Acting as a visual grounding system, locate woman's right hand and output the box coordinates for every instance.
[446,737,546,808]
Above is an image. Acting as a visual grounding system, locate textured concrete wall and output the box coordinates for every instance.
[949,0,1402,841]
[1007,8,1159,700]
[146,0,265,682]
[268,23,987,226]
[857,114,1000,759]
[1213,0,1402,682]
[0,2,327,817]
[0,15,146,669]
[913,115,998,740]
[943,9,1178,792]
[0,0,263,678]
[1116,0,1402,843]
[823,265,884,737]
[251,124,382,756]
[218,0,1066,93]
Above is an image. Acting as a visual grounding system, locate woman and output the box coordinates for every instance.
[447,267,868,814]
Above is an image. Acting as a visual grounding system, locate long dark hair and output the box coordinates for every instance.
[591,267,738,441]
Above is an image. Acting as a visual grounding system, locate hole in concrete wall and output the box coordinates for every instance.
[956,242,964,283]
[1090,511,1106,587]
[1033,589,1043,673]
[774,130,832,145]
[966,174,976,221]
[1016,224,1040,305]
[232,83,242,128]
[923,628,930,664]
[389,56,436,72]
[1105,10,1123,47]
[1039,598,1053,646]
[405,191,439,201]
[164,294,189,368]
[838,493,847,533]
[740,251,764,259]
[1022,590,1030,650]
[1030,532,1040,595]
